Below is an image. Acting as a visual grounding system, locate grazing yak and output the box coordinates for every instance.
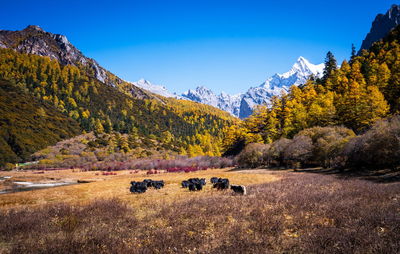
[143,179,153,187]
[212,178,230,190]
[130,179,164,193]
[210,177,219,184]
[181,180,189,188]
[130,181,148,193]
[182,178,206,191]
[151,180,165,189]
[230,184,247,195]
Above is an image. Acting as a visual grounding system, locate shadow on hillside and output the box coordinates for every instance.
[294,167,400,183]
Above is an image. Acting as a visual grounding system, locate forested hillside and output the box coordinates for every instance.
[224,25,400,155]
[0,47,236,166]
[0,79,80,166]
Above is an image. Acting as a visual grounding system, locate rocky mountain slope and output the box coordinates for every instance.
[359,4,400,53]
[0,25,150,99]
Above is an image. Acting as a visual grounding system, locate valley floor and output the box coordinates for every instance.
[0,168,399,253]
[0,168,279,210]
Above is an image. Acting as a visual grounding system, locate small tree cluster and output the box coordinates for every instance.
[236,126,355,169]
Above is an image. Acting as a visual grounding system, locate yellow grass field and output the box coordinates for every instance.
[0,168,280,212]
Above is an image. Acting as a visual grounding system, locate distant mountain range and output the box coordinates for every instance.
[133,56,324,118]
[135,4,400,119]
[5,5,396,120]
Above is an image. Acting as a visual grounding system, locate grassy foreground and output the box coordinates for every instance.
[0,169,399,253]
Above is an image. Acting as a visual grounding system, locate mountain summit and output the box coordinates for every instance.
[238,57,324,118]
[171,57,323,118]
[359,4,400,53]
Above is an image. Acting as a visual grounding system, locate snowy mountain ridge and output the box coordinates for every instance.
[239,56,324,118]
[131,78,182,99]
[182,86,243,117]
[132,56,324,118]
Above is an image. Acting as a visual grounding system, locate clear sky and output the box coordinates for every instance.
[0,0,396,94]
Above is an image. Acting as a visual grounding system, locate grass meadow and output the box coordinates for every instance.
[0,168,399,253]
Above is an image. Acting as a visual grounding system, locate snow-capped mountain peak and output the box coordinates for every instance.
[289,56,324,77]
[182,86,220,107]
[181,86,243,116]
[239,57,324,118]
[131,56,324,119]
[131,79,181,98]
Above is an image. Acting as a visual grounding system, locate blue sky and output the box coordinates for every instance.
[0,0,395,94]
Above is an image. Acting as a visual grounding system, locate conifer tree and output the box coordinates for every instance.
[350,43,357,62]
[322,51,338,85]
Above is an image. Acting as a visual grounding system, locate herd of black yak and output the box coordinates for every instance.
[130,177,246,195]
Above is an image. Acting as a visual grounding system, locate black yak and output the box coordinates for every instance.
[130,181,147,193]
[213,178,230,190]
[230,184,246,195]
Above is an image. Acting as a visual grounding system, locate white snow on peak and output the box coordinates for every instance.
[131,79,182,99]
[263,56,324,89]
[179,56,324,119]
[130,56,324,119]
[238,57,324,118]
[181,86,243,116]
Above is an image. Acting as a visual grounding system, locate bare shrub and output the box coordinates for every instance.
[283,135,313,168]
[237,143,270,168]
[80,156,235,172]
[268,138,291,167]
[344,116,400,169]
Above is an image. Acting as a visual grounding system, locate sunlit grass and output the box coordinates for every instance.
[1,170,399,253]
[0,168,279,210]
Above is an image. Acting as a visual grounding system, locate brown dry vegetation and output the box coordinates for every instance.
[0,169,399,253]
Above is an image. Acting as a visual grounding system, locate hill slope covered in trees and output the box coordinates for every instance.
[0,26,238,166]
[0,79,81,166]
[224,24,400,156]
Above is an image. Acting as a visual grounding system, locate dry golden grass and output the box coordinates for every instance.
[1,170,399,253]
[0,168,280,211]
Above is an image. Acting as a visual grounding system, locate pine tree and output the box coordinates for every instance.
[350,43,357,62]
[322,51,338,85]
